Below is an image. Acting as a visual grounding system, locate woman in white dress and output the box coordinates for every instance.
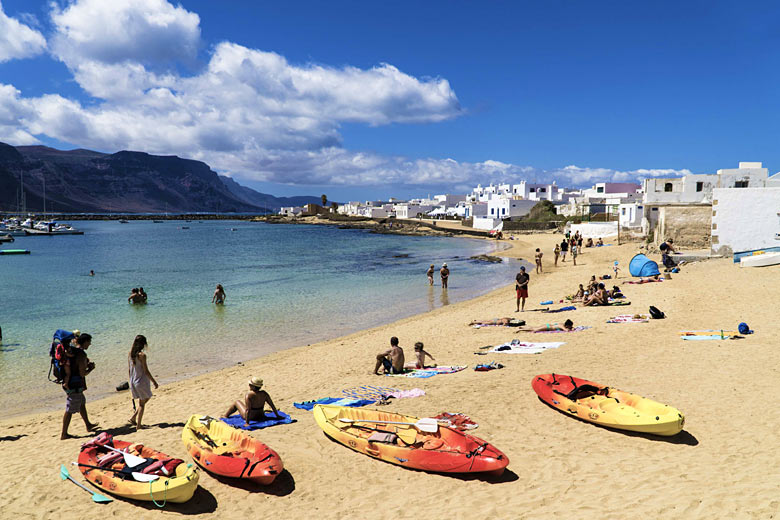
[128,335,158,430]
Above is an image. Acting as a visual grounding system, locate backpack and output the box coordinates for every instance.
[649,306,666,319]
[48,329,75,383]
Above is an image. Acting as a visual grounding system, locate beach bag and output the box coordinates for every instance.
[649,306,665,319]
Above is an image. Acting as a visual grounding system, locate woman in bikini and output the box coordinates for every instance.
[515,319,575,333]
[222,377,280,427]
[469,317,525,327]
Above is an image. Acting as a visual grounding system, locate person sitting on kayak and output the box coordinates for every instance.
[222,377,280,426]
[374,336,405,375]
[515,319,575,333]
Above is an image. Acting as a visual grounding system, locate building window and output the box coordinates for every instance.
[530,188,535,192]
[502,208,506,215]
[652,208,658,211]
[597,187,604,193]
[490,208,494,215]
[696,182,703,192]
[664,183,673,192]
[540,188,546,193]
[735,181,748,188]
[621,208,626,215]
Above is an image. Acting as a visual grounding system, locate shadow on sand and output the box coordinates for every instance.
[0,433,27,442]
[208,468,295,496]
[112,485,218,515]
[100,421,186,437]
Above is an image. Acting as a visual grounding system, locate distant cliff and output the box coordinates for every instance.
[219,175,321,210]
[0,142,318,213]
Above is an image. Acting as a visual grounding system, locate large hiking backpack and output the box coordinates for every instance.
[48,329,75,383]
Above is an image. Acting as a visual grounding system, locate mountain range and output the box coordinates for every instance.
[0,142,321,213]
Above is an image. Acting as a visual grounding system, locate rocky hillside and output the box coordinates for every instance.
[0,142,316,213]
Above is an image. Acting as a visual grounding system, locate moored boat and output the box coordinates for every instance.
[740,252,780,267]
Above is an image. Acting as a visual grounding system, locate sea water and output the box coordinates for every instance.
[0,220,524,416]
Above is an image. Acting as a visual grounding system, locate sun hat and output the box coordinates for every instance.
[248,377,263,388]
[73,329,81,336]
[442,262,447,267]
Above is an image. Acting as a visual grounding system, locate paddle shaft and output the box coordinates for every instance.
[60,465,112,502]
[341,417,438,432]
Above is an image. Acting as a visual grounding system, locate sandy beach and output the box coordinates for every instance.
[2,232,779,519]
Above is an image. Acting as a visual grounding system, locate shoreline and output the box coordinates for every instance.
[4,232,780,519]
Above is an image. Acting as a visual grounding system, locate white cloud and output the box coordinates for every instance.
[0,1,47,63]
[0,0,689,192]
[50,0,200,67]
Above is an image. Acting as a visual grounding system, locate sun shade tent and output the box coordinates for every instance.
[628,254,660,277]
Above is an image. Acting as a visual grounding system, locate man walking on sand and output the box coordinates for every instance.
[515,266,530,312]
[374,336,405,375]
[61,333,99,439]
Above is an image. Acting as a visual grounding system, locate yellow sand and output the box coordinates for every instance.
[2,233,779,519]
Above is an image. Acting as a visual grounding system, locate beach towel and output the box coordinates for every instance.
[607,300,631,306]
[385,365,467,378]
[433,412,479,431]
[681,335,731,341]
[220,411,295,430]
[489,340,564,354]
[474,362,504,371]
[387,388,426,399]
[293,397,377,411]
[607,314,649,323]
[680,330,740,335]
[341,385,400,401]
[534,326,590,333]
[542,305,577,313]
[626,278,663,284]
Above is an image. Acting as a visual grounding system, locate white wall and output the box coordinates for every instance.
[619,203,643,228]
[711,187,780,254]
[570,222,618,238]
[486,198,536,219]
[473,216,501,230]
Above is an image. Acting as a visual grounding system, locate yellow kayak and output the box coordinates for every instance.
[532,374,685,436]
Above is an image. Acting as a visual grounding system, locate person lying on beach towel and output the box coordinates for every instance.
[607,314,649,323]
[469,317,526,327]
[515,319,575,333]
[627,275,663,284]
[542,305,577,313]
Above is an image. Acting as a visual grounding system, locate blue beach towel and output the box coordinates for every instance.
[220,411,295,430]
[293,397,376,411]
[543,305,577,313]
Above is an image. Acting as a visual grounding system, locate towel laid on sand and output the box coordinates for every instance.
[385,365,467,378]
[681,334,731,341]
[534,326,590,333]
[220,411,295,430]
[293,397,376,411]
[341,385,399,401]
[542,305,577,313]
[489,340,564,354]
[607,314,650,323]
[607,300,631,306]
[388,388,426,399]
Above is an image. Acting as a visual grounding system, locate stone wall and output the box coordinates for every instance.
[656,205,711,247]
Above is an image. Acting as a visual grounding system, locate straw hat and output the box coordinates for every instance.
[248,377,263,388]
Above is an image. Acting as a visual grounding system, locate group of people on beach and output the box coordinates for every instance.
[373,337,435,375]
[426,263,449,288]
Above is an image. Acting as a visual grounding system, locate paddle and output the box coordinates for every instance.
[339,417,439,433]
[104,445,147,467]
[73,462,159,482]
[59,464,113,503]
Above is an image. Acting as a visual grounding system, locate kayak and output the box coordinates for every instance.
[740,252,780,267]
[312,404,508,475]
[0,249,30,255]
[182,415,283,485]
[78,437,198,503]
[532,373,684,436]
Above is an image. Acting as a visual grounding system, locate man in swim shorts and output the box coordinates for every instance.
[374,336,405,375]
[515,266,529,312]
[61,333,99,440]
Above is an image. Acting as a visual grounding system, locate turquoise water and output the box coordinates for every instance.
[0,220,523,416]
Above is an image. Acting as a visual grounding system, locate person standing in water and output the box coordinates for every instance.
[212,284,226,304]
[426,264,435,286]
[440,263,450,289]
[128,335,158,431]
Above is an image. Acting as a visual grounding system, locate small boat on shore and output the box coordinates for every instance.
[313,405,509,475]
[182,415,283,485]
[153,220,164,223]
[118,219,129,224]
[740,252,780,268]
[0,234,14,243]
[0,249,30,255]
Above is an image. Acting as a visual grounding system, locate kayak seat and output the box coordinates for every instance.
[367,432,398,444]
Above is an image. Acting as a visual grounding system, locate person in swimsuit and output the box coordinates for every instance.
[535,248,543,274]
[222,377,280,426]
[515,319,575,333]
[469,317,525,327]
[128,288,144,304]
[374,336,405,375]
[412,342,435,369]
[212,284,226,304]
[127,335,158,430]
[572,284,585,300]
[426,265,435,285]
[554,244,560,267]
[440,263,450,289]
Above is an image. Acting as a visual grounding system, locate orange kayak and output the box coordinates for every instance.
[182,415,283,485]
[313,405,508,475]
[78,436,198,503]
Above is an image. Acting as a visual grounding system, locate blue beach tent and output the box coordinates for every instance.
[628,254,660,277]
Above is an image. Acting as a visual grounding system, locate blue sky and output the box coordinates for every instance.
[0,1,778,200]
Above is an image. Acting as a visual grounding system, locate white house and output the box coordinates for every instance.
[464,202,488,218]
[395,204,435,219]
[618,202,643,228]
[279,206,302,216]
[486,198,537,219]
[711,187,780,255]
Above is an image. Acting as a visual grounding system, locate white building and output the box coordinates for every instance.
[711,187,780,255]
[395,204,435,219]
[464,202,488,218]
[279,206,302,216]
[486,198,537,219]
[618,202,643,228]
